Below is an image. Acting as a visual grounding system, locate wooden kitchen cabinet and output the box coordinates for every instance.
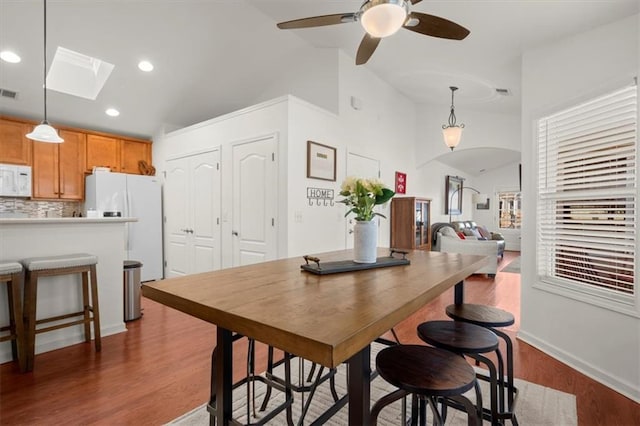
[0,117,32,165]
[120,139,152,174]
[86,134,120,172]
[390,197,432,251]
[86,134,152,175]
[32,130,86,200]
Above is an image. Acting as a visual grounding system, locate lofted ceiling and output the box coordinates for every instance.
[0,0,637,173]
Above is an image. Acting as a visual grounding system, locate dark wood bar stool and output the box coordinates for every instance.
[371,345,481,426]
[0,261,26,372]
[446,303,518,424]
[417,320,503,425]
[21,253,101,372]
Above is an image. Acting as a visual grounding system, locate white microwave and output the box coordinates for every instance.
[0,164,32,197]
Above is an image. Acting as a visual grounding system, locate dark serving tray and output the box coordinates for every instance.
[300,250,410,275]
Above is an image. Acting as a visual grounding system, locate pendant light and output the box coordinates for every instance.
[26,0,63,143]
[442,86,463,151]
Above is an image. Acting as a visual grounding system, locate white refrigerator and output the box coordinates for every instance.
[85,172,163,282]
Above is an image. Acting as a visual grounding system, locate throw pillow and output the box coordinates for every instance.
[462,229,475,237]
[441,227,459,238]
[468,228,483,239]
[456,231,466,239]
[477,225,492,239]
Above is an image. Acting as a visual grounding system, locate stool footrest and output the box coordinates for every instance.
[35,317,95,335]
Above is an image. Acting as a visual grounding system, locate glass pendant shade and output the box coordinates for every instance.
[26,122,63,143]
[442,126,462,151]
[361,1,407,38]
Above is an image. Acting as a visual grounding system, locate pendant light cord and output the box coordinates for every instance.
[43,0,48,123]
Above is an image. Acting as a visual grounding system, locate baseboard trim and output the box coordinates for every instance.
[0,323,127,364]
[517,330,640,403]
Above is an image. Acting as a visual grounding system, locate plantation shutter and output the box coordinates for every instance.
[537,85,637,297]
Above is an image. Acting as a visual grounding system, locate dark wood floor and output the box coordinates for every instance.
[1,251,638,425]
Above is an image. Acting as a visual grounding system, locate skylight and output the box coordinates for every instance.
[46,47,114,100]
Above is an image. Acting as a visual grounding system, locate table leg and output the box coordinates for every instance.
[214,327,233,425]
[454,280,464,305]
[347,344,371,426]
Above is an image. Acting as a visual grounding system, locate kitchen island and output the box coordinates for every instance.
[0,217,136,365]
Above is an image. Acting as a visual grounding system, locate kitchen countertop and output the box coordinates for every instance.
[0,217,138,224]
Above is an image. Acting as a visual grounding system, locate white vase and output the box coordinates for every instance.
[353,220,378,263]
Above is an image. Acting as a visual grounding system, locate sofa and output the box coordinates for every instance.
[451,221,506,259]
[431,222,504,277]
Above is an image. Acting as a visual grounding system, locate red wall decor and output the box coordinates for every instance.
[395,171,406,194]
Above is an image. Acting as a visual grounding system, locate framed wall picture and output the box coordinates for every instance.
[307,141,337,181]
[445,175,463,215]
[476,197,490,210]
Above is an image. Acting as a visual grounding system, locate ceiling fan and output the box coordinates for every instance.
[276,0,470,65]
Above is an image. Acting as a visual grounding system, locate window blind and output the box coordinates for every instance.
[537,85,637,297]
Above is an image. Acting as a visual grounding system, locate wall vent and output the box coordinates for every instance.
[495,88,512,96]
[0,88,18,99]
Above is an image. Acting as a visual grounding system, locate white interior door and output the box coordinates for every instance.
[190,151,221,273]
[232,135,277,267]
[164,158,189,277]
[164,150,221,277]
[345,152,380,249]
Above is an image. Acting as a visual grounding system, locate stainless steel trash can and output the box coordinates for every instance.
[123,260,143,321]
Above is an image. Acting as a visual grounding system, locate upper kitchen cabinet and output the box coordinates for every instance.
[0,117,32,165]
[120,139,152,175]
[32,130,86,200]
[86,134,121,172]
[86,134,152,175]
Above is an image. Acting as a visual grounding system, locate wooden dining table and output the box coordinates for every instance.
[142,248,490,425]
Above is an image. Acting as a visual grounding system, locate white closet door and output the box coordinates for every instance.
[164,150,221,277]
[231,135,278,267]
[191,151,221,273]
[165,158,189,277]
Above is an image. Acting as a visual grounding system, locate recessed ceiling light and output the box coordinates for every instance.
[0,50,21,63]
[105,108,120,117]
[138,60,153,72]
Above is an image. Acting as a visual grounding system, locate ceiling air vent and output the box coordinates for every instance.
[0,88,18,99]
[495,88,512,96]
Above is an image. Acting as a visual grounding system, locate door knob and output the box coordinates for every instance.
[232,231,239,236]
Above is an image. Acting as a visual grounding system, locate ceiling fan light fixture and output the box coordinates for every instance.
[442,86,464,151]
[360,0,408,38]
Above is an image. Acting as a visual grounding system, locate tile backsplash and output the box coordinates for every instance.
[0,198,82,218]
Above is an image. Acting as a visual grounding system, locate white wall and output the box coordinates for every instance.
[154,98,290,267]
[337,51,418,247]
[252,48,340,116]
[416,104,520,167]
[473,162,521,250]
[520,14,640,401]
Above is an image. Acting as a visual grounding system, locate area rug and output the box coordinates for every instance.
[168,344,576,425]
[501,256,521,274]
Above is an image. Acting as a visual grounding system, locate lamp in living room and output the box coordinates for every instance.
[442,86,464,151]
[449,186,486,223]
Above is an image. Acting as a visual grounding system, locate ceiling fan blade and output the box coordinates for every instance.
[410,0,423,4]
[277,13,357,30]
[356,34,381,65]
[404,12,470,40]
